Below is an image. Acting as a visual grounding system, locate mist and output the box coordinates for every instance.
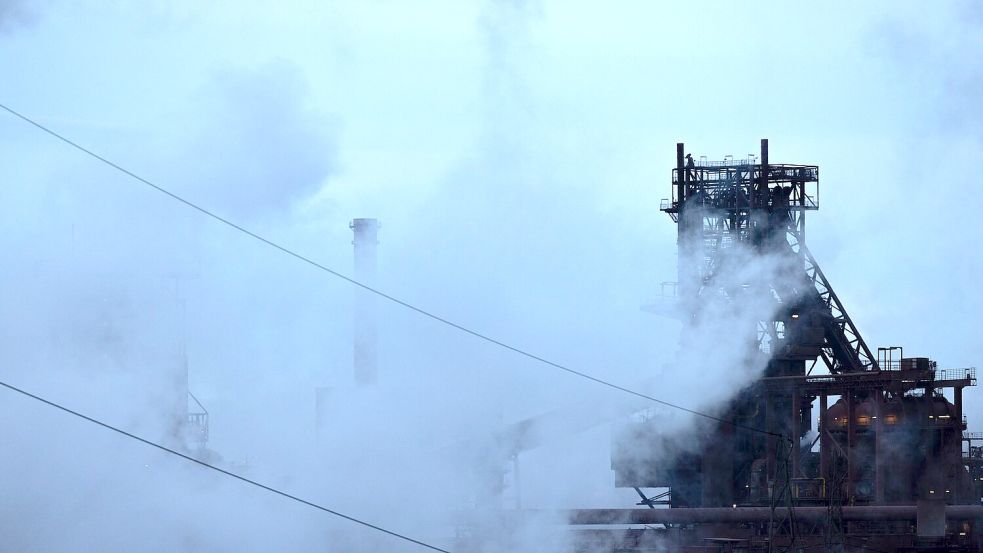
[0,1,981,552]
[0,0,38,33]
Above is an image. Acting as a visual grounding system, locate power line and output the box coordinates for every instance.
[0,379,452,553]
[2,102,804,550]
[0,102,782,440]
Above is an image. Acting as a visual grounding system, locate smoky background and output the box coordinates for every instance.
[0,1,981,551]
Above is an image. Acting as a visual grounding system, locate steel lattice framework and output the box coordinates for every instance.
[660,140,877,374]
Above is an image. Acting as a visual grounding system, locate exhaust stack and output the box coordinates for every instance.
[350,218,380,386]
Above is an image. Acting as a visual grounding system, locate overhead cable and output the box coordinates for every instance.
[0,102,785,441]
[0,379,452,553]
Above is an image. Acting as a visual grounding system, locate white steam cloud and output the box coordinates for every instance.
[0,0,39,33]
[1,2,981,553]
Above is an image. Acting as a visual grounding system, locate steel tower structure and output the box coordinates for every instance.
[593,140,981,552]
[662,139,876,377]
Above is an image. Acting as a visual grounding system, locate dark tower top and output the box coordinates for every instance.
[662,140,876,373]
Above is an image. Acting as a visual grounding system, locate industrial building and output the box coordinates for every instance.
[566,140,983,552]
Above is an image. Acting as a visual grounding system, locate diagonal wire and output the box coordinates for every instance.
[0,379,452,553]
[0,102,783,440]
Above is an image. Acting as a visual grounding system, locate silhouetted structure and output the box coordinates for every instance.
[571,140,982,552]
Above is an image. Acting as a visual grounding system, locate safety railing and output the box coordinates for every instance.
[937,367,976,383]
[694,157,757,167]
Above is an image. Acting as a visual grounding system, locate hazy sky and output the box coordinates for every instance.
[1,1,981,551]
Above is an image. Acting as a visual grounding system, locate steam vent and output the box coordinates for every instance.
[568,140,983,552]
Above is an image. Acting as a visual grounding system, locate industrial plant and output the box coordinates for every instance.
[561,140,982,552]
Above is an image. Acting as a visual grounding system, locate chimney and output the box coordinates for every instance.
[350,218,380,386]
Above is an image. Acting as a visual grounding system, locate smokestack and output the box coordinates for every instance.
[676,142,685,206]
[350,218,380,386]
[760,138,769,187]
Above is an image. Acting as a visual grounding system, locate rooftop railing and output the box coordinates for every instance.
[937,367,977,383]
[694,158,758,167]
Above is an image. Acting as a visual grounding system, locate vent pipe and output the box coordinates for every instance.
[350,218,380,386]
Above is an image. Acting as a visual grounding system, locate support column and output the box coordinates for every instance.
[676,142,685,206]
[875,390,885,503]
[956,386,964,430]
[766,393,777,482]
[820,394,830,484]
[760,138,769,204]
[791,391,801,479]
[847,392,856,501]
[924,385,938,496]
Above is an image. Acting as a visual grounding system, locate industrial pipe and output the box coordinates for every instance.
[561,506,983,525]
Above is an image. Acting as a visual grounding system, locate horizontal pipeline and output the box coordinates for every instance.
[561,506,983,525]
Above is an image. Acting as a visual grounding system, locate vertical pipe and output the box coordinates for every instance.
[875,389,885,502]
[513,454,522,509]
[675,142,696,303]
[791,391,801,478]
[820,395,829,484]
[955,385,965,500]
[956,386,964,429]
[676,142,685,206]
[847,391,856,500]
[760,138,769,209]
[351,218,380,387]
[175,348,190,448]
[164,276,191,448]
[766,394,777,482]
[924,384,936,496]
